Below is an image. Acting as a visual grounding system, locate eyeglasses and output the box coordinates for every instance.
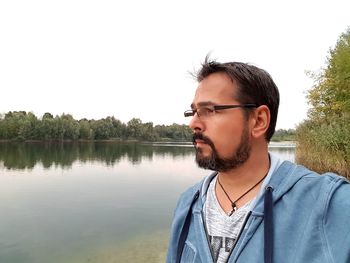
[184,104,257,118]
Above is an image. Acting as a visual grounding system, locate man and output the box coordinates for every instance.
[167,58,350,263]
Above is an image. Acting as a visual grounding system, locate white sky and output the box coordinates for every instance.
[0,0,349,129]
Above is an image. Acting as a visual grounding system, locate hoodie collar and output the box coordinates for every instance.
[251,160,307,215]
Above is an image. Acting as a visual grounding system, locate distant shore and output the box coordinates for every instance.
[268,141,296,148]
[0,139,296,145]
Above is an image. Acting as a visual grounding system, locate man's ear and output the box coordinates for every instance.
[250,105,270,139]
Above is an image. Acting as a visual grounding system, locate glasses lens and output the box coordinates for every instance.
[197,107,214,117]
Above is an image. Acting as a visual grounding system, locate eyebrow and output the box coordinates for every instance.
[190,101,216,109]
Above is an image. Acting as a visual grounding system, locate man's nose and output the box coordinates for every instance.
[189,113,204,132]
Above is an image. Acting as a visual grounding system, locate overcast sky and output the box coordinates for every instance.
[1,0,349,129]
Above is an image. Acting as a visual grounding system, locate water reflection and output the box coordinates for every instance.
[0,142,195,170]
[268,146,295,162]
[0,142,295,263]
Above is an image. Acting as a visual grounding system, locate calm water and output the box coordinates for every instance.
[0,142,295,263]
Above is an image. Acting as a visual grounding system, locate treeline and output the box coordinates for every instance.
[296,27,350,178]
[271,129,295,142]
[0,112,192,142]
[0,111,296,142]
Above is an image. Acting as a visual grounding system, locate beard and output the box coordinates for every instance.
[192,125,251,172]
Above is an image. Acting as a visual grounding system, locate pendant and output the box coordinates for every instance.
[228,203,237,216]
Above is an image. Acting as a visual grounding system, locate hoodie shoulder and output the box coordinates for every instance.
[319,173,350,262]
[175,183,201,211]
[269,161,348,202]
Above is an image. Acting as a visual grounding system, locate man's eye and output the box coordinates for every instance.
[200,107,215,115]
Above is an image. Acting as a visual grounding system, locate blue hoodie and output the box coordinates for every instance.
[167,161,350,263]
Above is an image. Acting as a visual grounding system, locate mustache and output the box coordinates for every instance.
[192,133,214,147]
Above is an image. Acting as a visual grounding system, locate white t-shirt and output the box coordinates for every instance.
[203,153,283,263]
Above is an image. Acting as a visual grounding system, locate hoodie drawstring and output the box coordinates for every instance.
[264,186,274,263]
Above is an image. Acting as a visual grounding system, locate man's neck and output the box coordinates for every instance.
[217,149,270,193]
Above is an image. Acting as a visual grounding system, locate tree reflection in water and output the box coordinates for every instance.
[0,142,195,170]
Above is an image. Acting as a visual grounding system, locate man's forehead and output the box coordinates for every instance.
[190,77,238,108]
[195,73,237,96]
[198,72,234,87]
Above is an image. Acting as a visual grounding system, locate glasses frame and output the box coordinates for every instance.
[184,104,257,118]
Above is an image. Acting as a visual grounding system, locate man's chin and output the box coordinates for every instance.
[195,158,216,170]
[195,144,212,155]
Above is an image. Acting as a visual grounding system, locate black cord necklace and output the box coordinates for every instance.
[217,171,268,216]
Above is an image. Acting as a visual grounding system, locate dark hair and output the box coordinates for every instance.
[196,56,280,141]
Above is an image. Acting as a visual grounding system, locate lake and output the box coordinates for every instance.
[0,142,295,263]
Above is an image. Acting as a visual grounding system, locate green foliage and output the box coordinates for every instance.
[271,129,296,142]
[307,28,350,120]
[0,111,192,142]
[127,118,143,139]
[0,111,39,141]
[296,27,350,178]
[154,123,192,141]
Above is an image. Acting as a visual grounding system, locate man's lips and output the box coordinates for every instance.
[194,139,206,145]
[192,133,212,147]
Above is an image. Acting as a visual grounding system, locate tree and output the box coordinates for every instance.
[54,114,79,140]
[78,119,92,140]
[127,118,143,139]
[140,122,158,141]
[110,117,125,139]
[0,111,193,142]
[296,27,350,177]
[40,112,55,139]
[307,28,350,121]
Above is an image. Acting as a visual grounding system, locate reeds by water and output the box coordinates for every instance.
[295,119,350,179]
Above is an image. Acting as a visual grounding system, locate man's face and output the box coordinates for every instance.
[189,72,252,172]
